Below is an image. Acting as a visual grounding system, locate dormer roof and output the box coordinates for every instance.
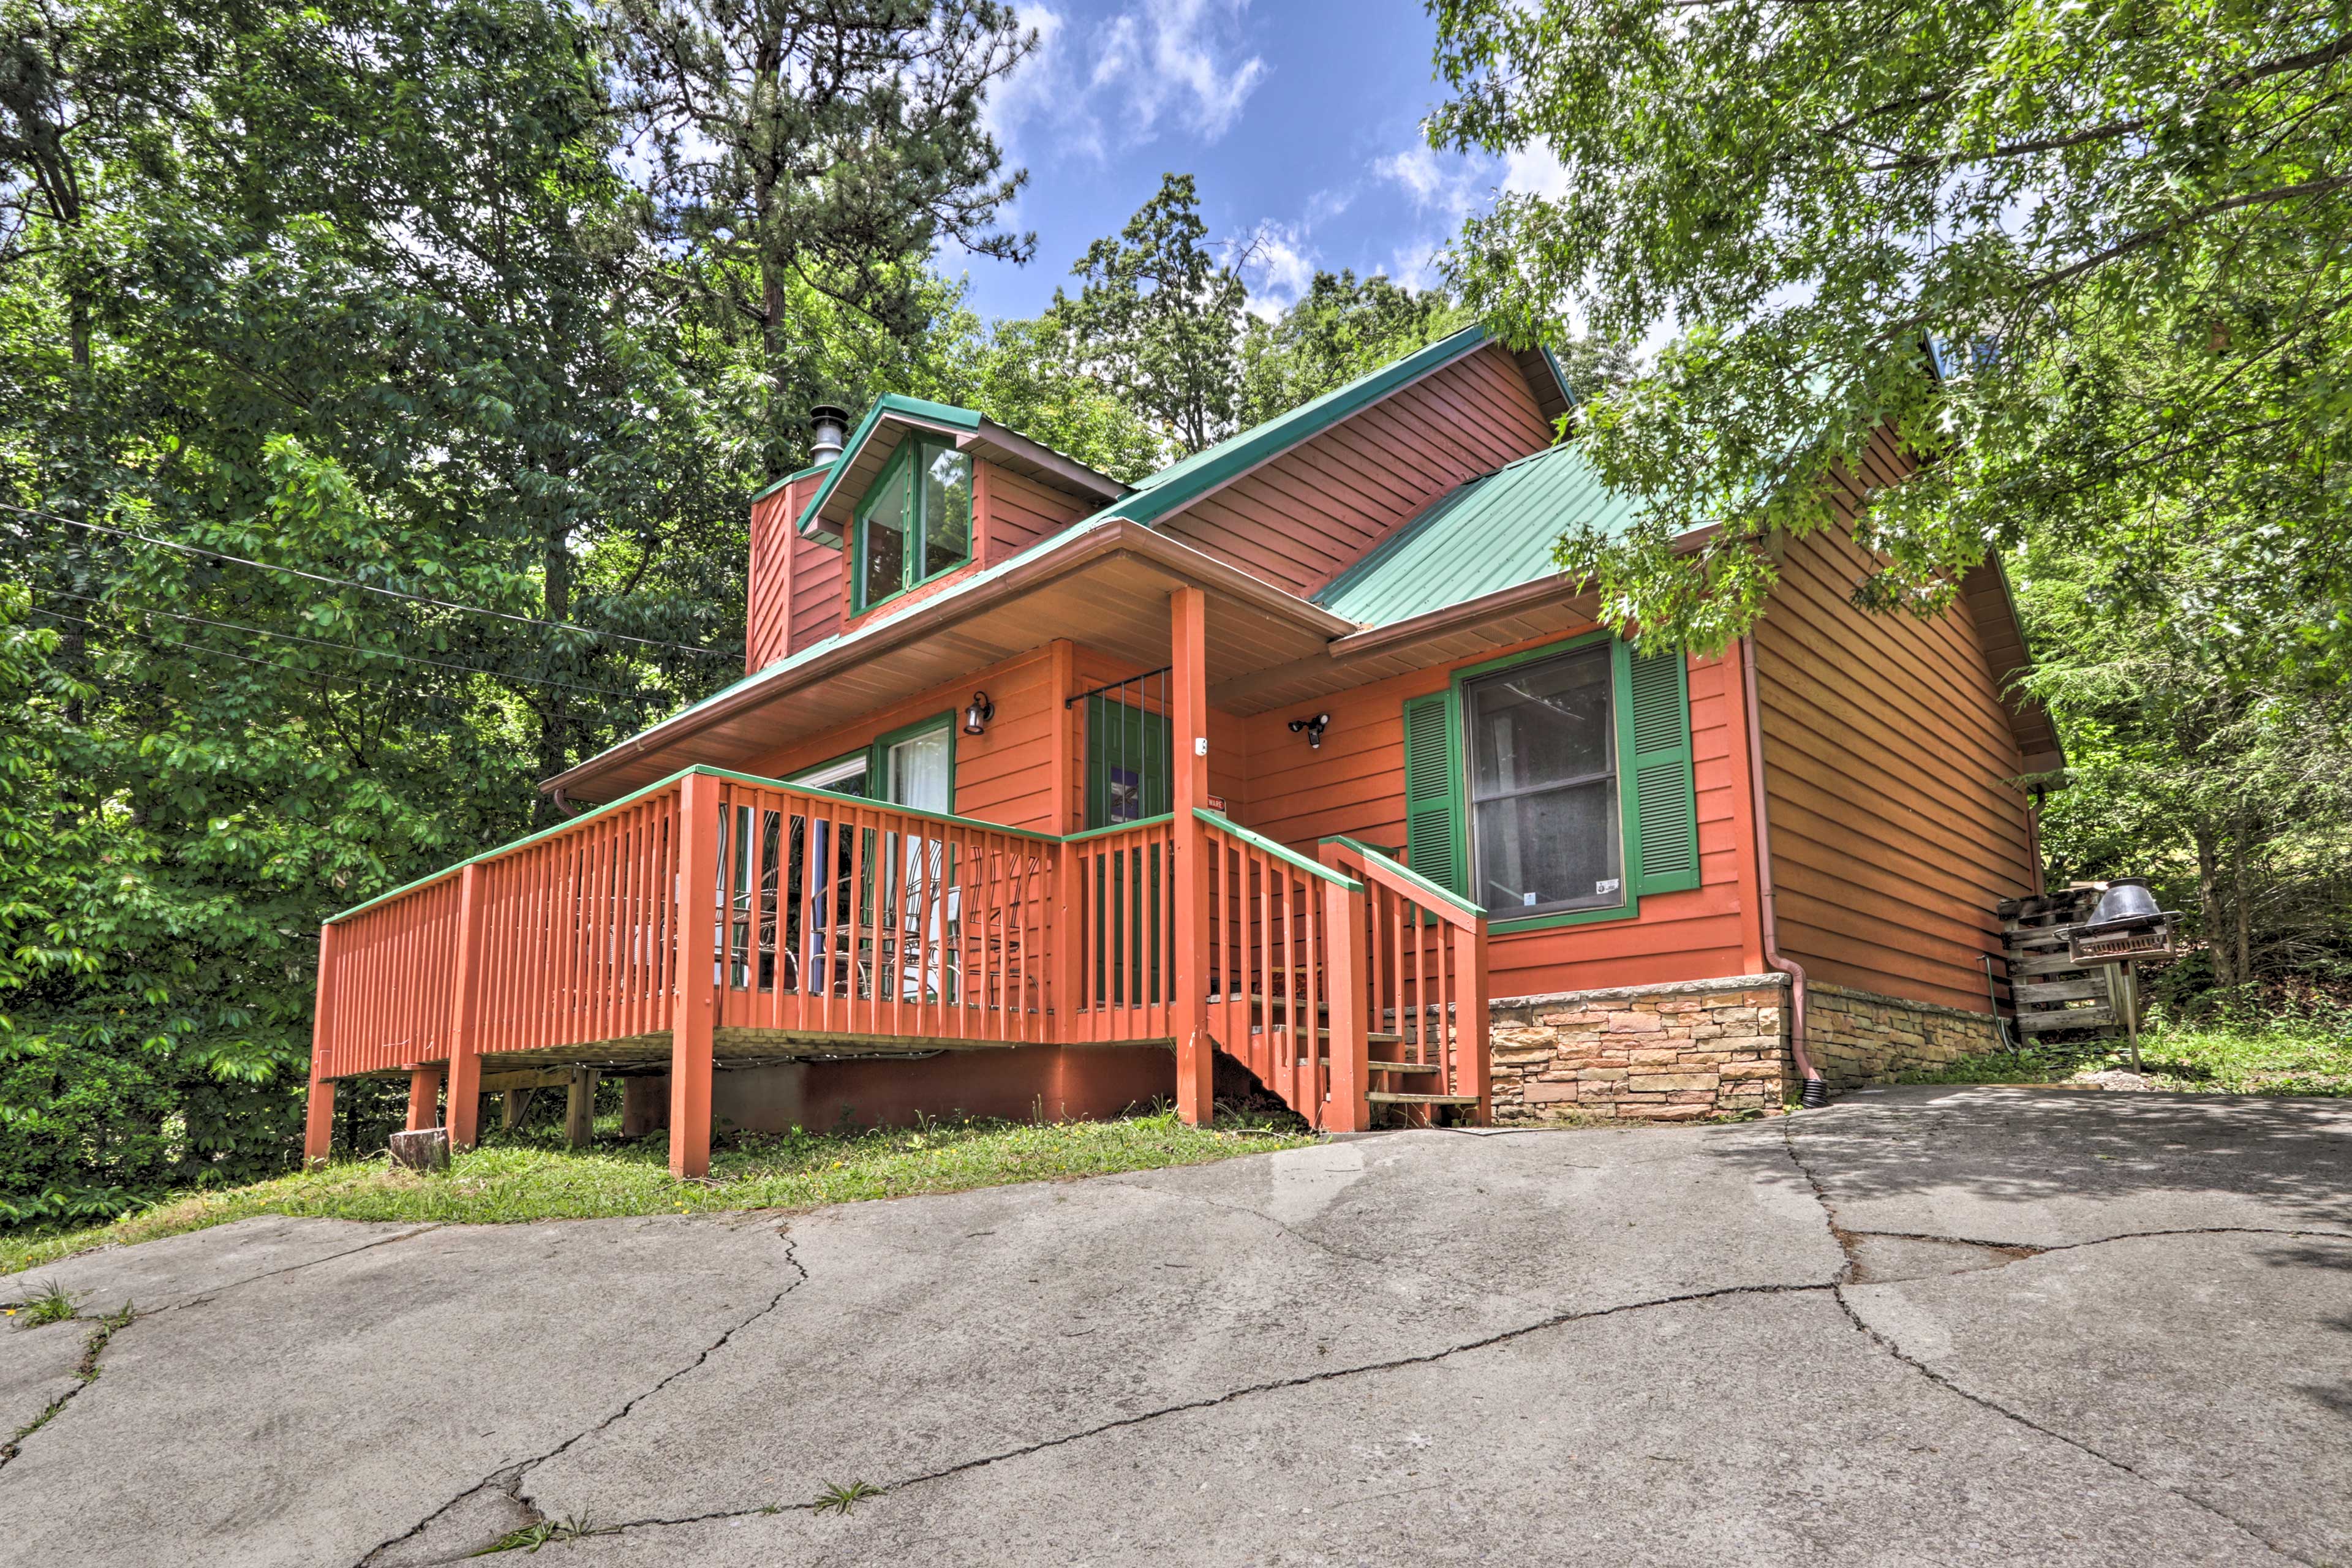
[793,394,1131,545]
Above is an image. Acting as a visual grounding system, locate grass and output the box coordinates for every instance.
[0,1107,1314,1278]
[1896,1011,2352,1096]
[6,1278,79,1325]
[474,1514,616,1554]
[812,1479,885,1515]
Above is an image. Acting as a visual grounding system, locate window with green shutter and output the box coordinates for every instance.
[1406,632,1701,930]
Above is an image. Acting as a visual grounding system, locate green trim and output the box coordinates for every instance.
[1319,834,1486,919]
[1447,627,1642,926]
[1061,811,1175,844]
[1092,326,1494,529]
[1627,649,1700,895]
[1400,689,1467,902]
[748,458,837,506]
[1195,809,1361,892]
[867,710,958,812]
[787,748,868,791]
[851,439,974,614]
[796,394,982,538]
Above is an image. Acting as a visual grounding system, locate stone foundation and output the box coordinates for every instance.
[1490,974,1795,1123]
[1806,982,2003,1088]
[1488,974,2005,1122]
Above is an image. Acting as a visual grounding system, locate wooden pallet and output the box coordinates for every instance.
[1994,886,2123,1037]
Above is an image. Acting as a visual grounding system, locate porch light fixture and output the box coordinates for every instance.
[962,691,995,736]
[1288,713,1331,750]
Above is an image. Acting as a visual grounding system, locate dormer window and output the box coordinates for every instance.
[855,440,973,612]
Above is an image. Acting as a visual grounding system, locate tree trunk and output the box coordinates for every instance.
[2193,823,2233,988]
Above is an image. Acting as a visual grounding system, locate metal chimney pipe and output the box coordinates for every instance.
[809,404,851,465]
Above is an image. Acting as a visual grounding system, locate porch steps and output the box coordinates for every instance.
[1367,1091,1482,1107]
[1313,1057,1441,1075]
[1249,1026,1404,1044]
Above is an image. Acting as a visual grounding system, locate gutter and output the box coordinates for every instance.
[1739,632,1826,1105]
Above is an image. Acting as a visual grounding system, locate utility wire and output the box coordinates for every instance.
[31,607,326,677]
[29,601,651,701]
[37,587,658,700]
[1,498,739,662]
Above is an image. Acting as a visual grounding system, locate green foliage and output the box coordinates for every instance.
[0,0,1027,1222]
[1237,269,1471,429]
[925,311,1169,483]
[1428,0,2352,663]
[812,1480,884,1516]
[1053,173,1246,456]
[9,1278,77,1325]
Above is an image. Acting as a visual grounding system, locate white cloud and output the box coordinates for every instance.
[1500,142,1572,201]
[1240,221,1317,318]
[990,0,1269,164]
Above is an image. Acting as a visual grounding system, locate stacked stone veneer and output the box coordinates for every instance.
[1806,981,2003,1088]
[1487,973,2007,1122]
[1490,975,1795,1123]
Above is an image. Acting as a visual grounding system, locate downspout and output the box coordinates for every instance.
[1740,633,1827,1107]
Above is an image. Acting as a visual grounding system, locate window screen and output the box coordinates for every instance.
[1461,645,1623,914]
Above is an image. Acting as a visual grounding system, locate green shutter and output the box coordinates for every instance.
[1627,649,1699,895]
[1401,691,1466,899]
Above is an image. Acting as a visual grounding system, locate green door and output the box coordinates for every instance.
[1085,695,1174,829]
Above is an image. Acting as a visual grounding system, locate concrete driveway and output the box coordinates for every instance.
[1,1085,2345,1567]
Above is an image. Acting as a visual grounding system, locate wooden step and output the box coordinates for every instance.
[1368,1091,1482,1106]
[1253,1027,1403,1044]
[1315,1057,1441,1074]
[2016,1006,2116,1033]
[2013,976,2111,1005]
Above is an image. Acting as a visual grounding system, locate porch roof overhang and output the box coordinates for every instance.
[546,519,1359,802]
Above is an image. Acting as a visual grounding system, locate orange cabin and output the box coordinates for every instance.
[306,326,2061,1176]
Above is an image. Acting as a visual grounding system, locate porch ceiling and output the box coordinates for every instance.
[549,521,1353,802]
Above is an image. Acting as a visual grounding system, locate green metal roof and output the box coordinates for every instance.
[1312,442,1640,626]
[1090,323,1565,530]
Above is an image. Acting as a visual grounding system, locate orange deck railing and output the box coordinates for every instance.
[307,767,1491,1170]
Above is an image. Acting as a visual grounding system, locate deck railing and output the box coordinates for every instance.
[1320,835,1491,1121]
[309,767,1492,1164]
[1200,812,1364,1128]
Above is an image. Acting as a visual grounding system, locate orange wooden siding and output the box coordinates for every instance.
[1156,344,1555,598]
[745,469,842,673]
[740,646,1064,834]
[1755,495,2039,1014]
[981,461,1095,566]
[1231,635,1754,1000]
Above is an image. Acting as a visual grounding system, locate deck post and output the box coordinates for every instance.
[444,862,486,1150]
[303,920,340,1163]
[1169,587,1214,1124]
[1453,919,1491,1125]
[1049,640,1080,1042]
[405,1065,444,1132]
[566,1067,599,1147]
[1321,875,1369,1132]
[671,771,720,1178]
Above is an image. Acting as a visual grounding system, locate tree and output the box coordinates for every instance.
[605,0,1036,474]
[1427,0,2352,661]
[1054,173,1245,456]
[931,312,1168,483]
[1237,270,1469,428]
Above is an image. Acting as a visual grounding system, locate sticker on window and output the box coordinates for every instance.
[1596,878,1622,895]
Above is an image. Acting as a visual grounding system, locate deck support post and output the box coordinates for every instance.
[671,771,720,1178]
[1169,587,1214,1125]
[565,1068,600,1148]
[405,1065,444,1133]
[1321,874,1369,1132]
[303,921,340,1163]
[1453,920,1491,1125]
[444,862,486,1151]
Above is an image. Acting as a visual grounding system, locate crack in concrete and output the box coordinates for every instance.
[353,1226,809,1567]
[163,1223,447,1316]
[1784,1118,2323,1566]
[1825,1284,2321,1567]
[0,1300,138,1472]
[554,1277,1842,1548]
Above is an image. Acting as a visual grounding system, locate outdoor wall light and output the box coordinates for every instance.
[963,691,995,736]
[1288,713,1331,750]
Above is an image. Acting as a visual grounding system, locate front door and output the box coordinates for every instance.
[1085,695,1173,829]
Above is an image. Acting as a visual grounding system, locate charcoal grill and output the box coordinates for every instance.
[2064,879,2177,1072]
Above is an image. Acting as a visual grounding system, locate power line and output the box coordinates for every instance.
[0,499,740,662]
[43,587,654,700]
[28,602,652,701]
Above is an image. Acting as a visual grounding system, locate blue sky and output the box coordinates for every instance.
[948,0,1567,323]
